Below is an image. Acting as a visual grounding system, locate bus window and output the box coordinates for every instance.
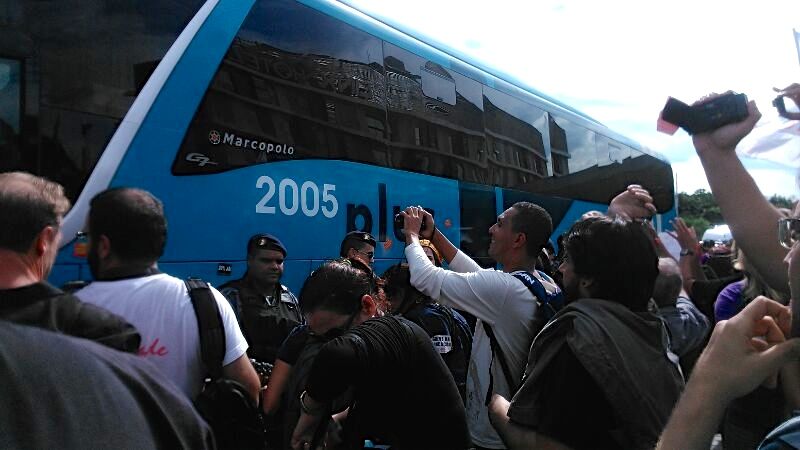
[482,86,548,189]
[0,58,21,166]
[595,135,631,167]
[526,125,675,212]
[383,43,486,184]
[630,149,675,212]
[2,0,204,201]
[421,62,456,105]
[501,188,574,240]
[551,115,597,174]
[459,182,496,268]
[172,0,388,175]
[549,114,569,177]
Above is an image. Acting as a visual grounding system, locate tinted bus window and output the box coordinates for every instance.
[1,0,204,200]
[173,0,387,175]
[502,188,574,239]
[550,114,597,174]
[459,182,496,268]
[0,58,21,162]
[596,135,632,167]
[483,87,549,189]
[526,128,675,211]
[383,43,486,184]
[630,150,675,212]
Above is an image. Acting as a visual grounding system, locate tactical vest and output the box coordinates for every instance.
[218,278,303,364]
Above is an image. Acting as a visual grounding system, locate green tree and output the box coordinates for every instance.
[769,194,796,210]
[677,189,721,238]
[678,190,797,239]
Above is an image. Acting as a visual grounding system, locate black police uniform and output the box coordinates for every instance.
[218,277,303,365]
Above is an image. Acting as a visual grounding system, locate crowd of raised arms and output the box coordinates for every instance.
[1,86,800,450]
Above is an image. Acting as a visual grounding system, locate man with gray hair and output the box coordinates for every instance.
[653,257,711,360]
[0,172,140,352]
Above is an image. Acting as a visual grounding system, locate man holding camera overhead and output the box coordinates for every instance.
[400,203,559,450]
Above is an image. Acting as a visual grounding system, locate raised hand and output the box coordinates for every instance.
[691,92,761,156]
[607,184,657,220]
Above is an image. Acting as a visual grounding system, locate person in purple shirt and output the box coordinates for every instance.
[714,243,788,322]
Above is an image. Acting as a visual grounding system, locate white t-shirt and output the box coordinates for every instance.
[406,242,559,449]
[76,273,248,399]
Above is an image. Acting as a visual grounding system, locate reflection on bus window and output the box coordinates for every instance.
[550,114,596,174]
[173,0,387,175]
[483,86,548,189]
[459,182,496,268]
[0,58,21,165]
[421,62,456,105]
[382,43,486,183]
[596,134,632,167]
[0,59,21,134]
[549,114,569,176]
[2,0,204,201]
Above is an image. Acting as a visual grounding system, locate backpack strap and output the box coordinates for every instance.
[514,271,566,320]
[186,278,226,381]
[482,321,518,405]
[512,271,547,304]
[483,271,562,406]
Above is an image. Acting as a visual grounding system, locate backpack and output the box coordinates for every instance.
[185,278,266,450]
[759,413,800,449]
[483,270,564,404]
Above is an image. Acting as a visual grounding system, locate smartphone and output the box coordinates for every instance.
[773,95,788,115]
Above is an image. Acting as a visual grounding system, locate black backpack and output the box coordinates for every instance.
[185,278,266,450]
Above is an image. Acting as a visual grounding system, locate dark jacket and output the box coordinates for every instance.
[0,281,141,353]
[514,298,684,450]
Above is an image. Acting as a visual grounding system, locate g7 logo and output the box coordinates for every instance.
[186,153,218,167]
[255,176,338,219]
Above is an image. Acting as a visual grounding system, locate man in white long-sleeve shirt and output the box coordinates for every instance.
[401,203,559,449]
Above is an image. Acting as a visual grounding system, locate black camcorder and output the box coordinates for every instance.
[773,95,788,115]
[661,92,749,135]
[394,212,427,230]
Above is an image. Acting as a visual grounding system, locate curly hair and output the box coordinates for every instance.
[563,217,658,311]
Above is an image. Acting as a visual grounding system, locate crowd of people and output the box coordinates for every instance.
[1,85,800,450]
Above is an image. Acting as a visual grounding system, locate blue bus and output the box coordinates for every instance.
[1,0,676,293]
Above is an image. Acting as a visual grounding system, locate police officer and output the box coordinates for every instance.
[219,234,304,367]
[339,230,376,270]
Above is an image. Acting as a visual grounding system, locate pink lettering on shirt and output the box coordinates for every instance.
[138,338,168,357]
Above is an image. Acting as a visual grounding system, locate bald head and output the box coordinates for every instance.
[0,172,70,253]
[653,257,683,308]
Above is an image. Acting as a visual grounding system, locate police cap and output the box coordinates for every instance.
[247,233,287,257]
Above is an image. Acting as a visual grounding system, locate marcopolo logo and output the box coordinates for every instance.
[208,130,221,145]
[208,129,294,155]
